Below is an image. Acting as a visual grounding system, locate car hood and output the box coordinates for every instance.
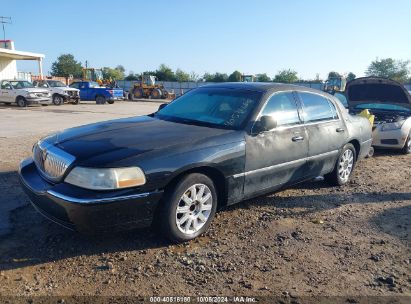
[48,116,241,166]
[345,77,411,110]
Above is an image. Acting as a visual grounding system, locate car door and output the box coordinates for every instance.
[244,91,308,197]
[0,81,13,103]
[296,91,348,177]
[70,82,85,99]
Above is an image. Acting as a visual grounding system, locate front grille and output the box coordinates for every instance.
[68,91,78,97]
[36,92,49,97]
[33,142,76,182]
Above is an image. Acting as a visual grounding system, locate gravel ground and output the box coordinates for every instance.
[0,102,410,300]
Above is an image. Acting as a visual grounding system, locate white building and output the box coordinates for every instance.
[0,40,44,81]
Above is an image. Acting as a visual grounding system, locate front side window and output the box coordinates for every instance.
[156,87,262,129]
[261,92,301,126]
[299,92,338,122]
[48,81,66,87]
[1,81,12,89]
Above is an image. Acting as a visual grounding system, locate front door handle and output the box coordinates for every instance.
[292,136,304,142]
[336,128,345,133]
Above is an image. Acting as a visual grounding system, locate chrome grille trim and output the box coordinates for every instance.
[33,141,76,182]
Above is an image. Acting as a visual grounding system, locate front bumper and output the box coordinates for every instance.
[372,127,408,149]
[18,158,163,233]
[26,97,52,104]
[62,94,80,102]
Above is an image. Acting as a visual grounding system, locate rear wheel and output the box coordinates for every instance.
[325,143,356,186]
[95,95,106,104]
[158,173,217,242]
[52,94,64,105]
[402,131,411,154]
[107,99,114,104]
[16,97,27,107]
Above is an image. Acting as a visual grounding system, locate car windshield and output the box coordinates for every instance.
[48,81,66,87]
[155,88,262,129]
[10,81,34,89]
[355,103,411,112]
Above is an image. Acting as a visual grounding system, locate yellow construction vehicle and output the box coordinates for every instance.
[128,75,174,100]
[82,68,113,86]
[323,76,347,93]
[241,74,256,82]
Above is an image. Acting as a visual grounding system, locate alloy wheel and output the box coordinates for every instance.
[338,149,354,182]
[176,183,213,235]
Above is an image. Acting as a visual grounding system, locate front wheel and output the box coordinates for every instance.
[325,143,356,186]
[402,131,411,154]
[158,173,217,242]
[16,97,27,107]
[52,94,64,105]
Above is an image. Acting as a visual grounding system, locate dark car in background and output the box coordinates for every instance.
[19,83,372,242]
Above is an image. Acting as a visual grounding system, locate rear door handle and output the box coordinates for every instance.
[336,128,345,133]
[292,136,304,142]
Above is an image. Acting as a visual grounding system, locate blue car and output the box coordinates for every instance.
[69,81,123,104]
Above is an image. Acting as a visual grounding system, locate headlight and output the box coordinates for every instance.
[65,167,146,190]
[381,121,404,131]
[28,93,37,98]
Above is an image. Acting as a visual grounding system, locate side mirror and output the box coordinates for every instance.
[158,103,168,111]
[257,115,277,132]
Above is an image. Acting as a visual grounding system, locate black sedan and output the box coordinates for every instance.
[19,83,372,242]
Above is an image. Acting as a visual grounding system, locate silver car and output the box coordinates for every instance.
[346,77,411,154]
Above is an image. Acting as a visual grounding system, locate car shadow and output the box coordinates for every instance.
[1,164,410,271]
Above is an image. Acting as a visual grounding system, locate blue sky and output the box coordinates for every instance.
[3,0,411,79]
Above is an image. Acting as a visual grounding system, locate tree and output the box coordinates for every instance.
[155,64,176,81]
[175,68,190,82]
[50,54,83,78]
[124,73,139,81]
[256,73,271,82]
[102,66,125,80]
[327,71,341,79]
[273,69,298,83]
[228,70,242,82]
[189,71,200,82]
[366,58,410,83]
[203,72,228,82]
[346,72,356,82]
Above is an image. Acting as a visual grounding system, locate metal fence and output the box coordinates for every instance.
[115,80,325,96]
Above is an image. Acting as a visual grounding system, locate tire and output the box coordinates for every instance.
[134,89,143,99]
[52,94,64,105]
[107,99,114,104]
[158,173,218,242]
[150,88,162,99]
[95,95,106,104]
[402,131,411,154]
[16,97,27,107]
[324,143,356,186]
[72,98,79,105]
[366,146,374,158]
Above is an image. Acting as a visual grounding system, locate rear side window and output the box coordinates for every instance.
[299,92,338,122]
[261,92,300,126]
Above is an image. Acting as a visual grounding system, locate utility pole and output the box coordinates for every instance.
[0,16,12,48]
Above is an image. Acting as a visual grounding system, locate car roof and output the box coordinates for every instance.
[201,82,325,95]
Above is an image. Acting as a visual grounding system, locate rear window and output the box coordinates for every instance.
[299,92,338,122]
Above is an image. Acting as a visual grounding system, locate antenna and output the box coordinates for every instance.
[0,16,12,48]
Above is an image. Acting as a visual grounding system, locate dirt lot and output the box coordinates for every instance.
[0,102,410,300]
